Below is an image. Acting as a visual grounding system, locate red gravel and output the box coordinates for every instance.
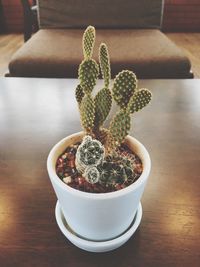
[56,142,143,193]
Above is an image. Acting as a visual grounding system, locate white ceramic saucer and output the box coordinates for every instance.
[55,201,142,253]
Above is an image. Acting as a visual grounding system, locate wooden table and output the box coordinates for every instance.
[0,78,199,267]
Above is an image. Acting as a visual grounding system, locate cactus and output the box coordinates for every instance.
[112,70,137,109]
[108,109,131,149]
[127,89,152,114]
[78,59,99,94]
[94,127,109,145]
[75,26,152,151]
[80,95,95,133]
[97,155,134,187]
[99,43,111,88]
[75,84,84,105]
[83,166,100,184]
[83,25,95,59]
[73,26,153,187]
[94,87,112,128]
[75,135,105,174]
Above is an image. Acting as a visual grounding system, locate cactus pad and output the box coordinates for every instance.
[78,59,99,94]
[80,95,95,132]
[94,87,112,127]
[108,109,131,149]
[112,70,137,109]
[99,43,111,88]
[83,26,95,59]
[75,84,84,105]
[128,89,152,114]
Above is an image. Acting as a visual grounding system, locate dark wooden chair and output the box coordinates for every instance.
[9,0,192,78]
[21,0,38,42]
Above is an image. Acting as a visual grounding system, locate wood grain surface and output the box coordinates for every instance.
[0,78,199,267]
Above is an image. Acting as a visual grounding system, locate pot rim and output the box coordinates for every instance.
[47,132,151,200]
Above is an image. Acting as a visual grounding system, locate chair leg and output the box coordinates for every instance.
[24,23,32,42]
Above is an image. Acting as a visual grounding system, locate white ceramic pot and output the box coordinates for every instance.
[47,132,151,241]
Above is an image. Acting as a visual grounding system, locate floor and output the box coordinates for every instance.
[0,33,200,77]
[0,34,23,76]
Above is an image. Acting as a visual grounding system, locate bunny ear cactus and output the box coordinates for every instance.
[75,25,152,154]
[80,94,95,133]
[108,109,131,150]
[82,25,95,60]
[76,26,113,136]
[127,89,152,114]
[112,70,137,109]
[99,43,111,88]
[108,73,152,150]
[75,84,84,105]
[93,43,112,129]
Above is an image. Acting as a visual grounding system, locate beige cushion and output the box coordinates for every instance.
[9,29,191,78]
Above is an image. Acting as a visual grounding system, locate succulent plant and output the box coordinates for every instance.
[83,166,100,184]
[75,135,105,174]
[97,155,134,187]
[94,87,112,128]
[108,109,131,150]
[76,26,152,151]
[112,70,137,109]
[75,84,84,106]
[73,26,152,186]
[78,59,99,94]
[80,94,95,133]
[127,88,152,114]
[82,25,95,60]
[99,43,111,88]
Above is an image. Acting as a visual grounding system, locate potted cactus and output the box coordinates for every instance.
[47,26,152,250]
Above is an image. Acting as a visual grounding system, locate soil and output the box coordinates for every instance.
[56,142,143,193]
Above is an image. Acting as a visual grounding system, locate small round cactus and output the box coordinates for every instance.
[75,136,105,174]
[83,166,100,184]
[97,155,134,187]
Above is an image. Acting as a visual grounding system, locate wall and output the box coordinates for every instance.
[1,0,200,33]
[1,0,23,32]
[163,0,200,31]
